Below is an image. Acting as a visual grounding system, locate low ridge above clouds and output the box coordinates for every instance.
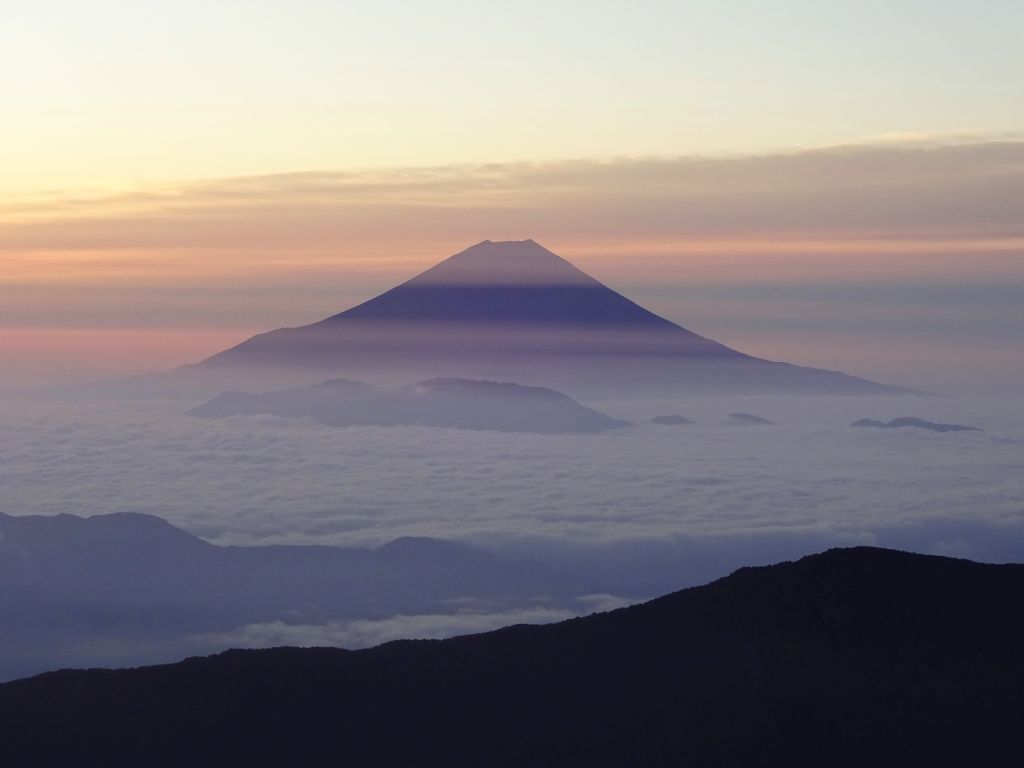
[851,416,983,432]
[189,376,628,434]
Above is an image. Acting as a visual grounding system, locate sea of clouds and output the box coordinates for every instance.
[2,391,1022,594]
[2,388,1022,671]
[190,593,635,654]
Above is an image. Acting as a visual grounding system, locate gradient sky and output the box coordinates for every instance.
[2,2,1023,393]
[5,0,1023,194]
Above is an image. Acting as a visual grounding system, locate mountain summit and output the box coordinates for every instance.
[181,239,907,396]
[383,239,601,288]
[210,239,731,353]
[318,239,714,335]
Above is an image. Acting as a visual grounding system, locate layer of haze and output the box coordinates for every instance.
[3,139,1023,394]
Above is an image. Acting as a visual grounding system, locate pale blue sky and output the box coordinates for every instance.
[2,0,1022,193]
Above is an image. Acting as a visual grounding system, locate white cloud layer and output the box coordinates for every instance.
[1,390,1021,673]
[2,393,1021,577]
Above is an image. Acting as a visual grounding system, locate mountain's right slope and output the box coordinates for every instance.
[165,240,913,397]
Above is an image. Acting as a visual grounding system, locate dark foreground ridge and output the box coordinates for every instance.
[2,546,1021,766]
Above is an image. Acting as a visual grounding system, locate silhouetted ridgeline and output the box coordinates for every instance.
[2,547,1021,766]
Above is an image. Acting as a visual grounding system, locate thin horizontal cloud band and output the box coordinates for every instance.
[3,138,1023,246]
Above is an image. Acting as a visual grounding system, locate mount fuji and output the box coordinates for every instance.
[159,240,908,397]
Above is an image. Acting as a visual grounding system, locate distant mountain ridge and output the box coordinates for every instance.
[852,416,982,432]
[136,239,911,397]
[729,411,775,425]
[189,376,628,433]
[0,511,588,681]
[2,546,1020,766]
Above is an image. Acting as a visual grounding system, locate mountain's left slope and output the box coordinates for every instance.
[120,240,911,398]
[2,546,1020,766]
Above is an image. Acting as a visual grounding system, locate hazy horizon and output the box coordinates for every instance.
[4,218,1023,395]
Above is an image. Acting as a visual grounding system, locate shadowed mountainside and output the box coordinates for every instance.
[189,376,628,433]
[2,546,1020,766]
[129,240,911,398]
